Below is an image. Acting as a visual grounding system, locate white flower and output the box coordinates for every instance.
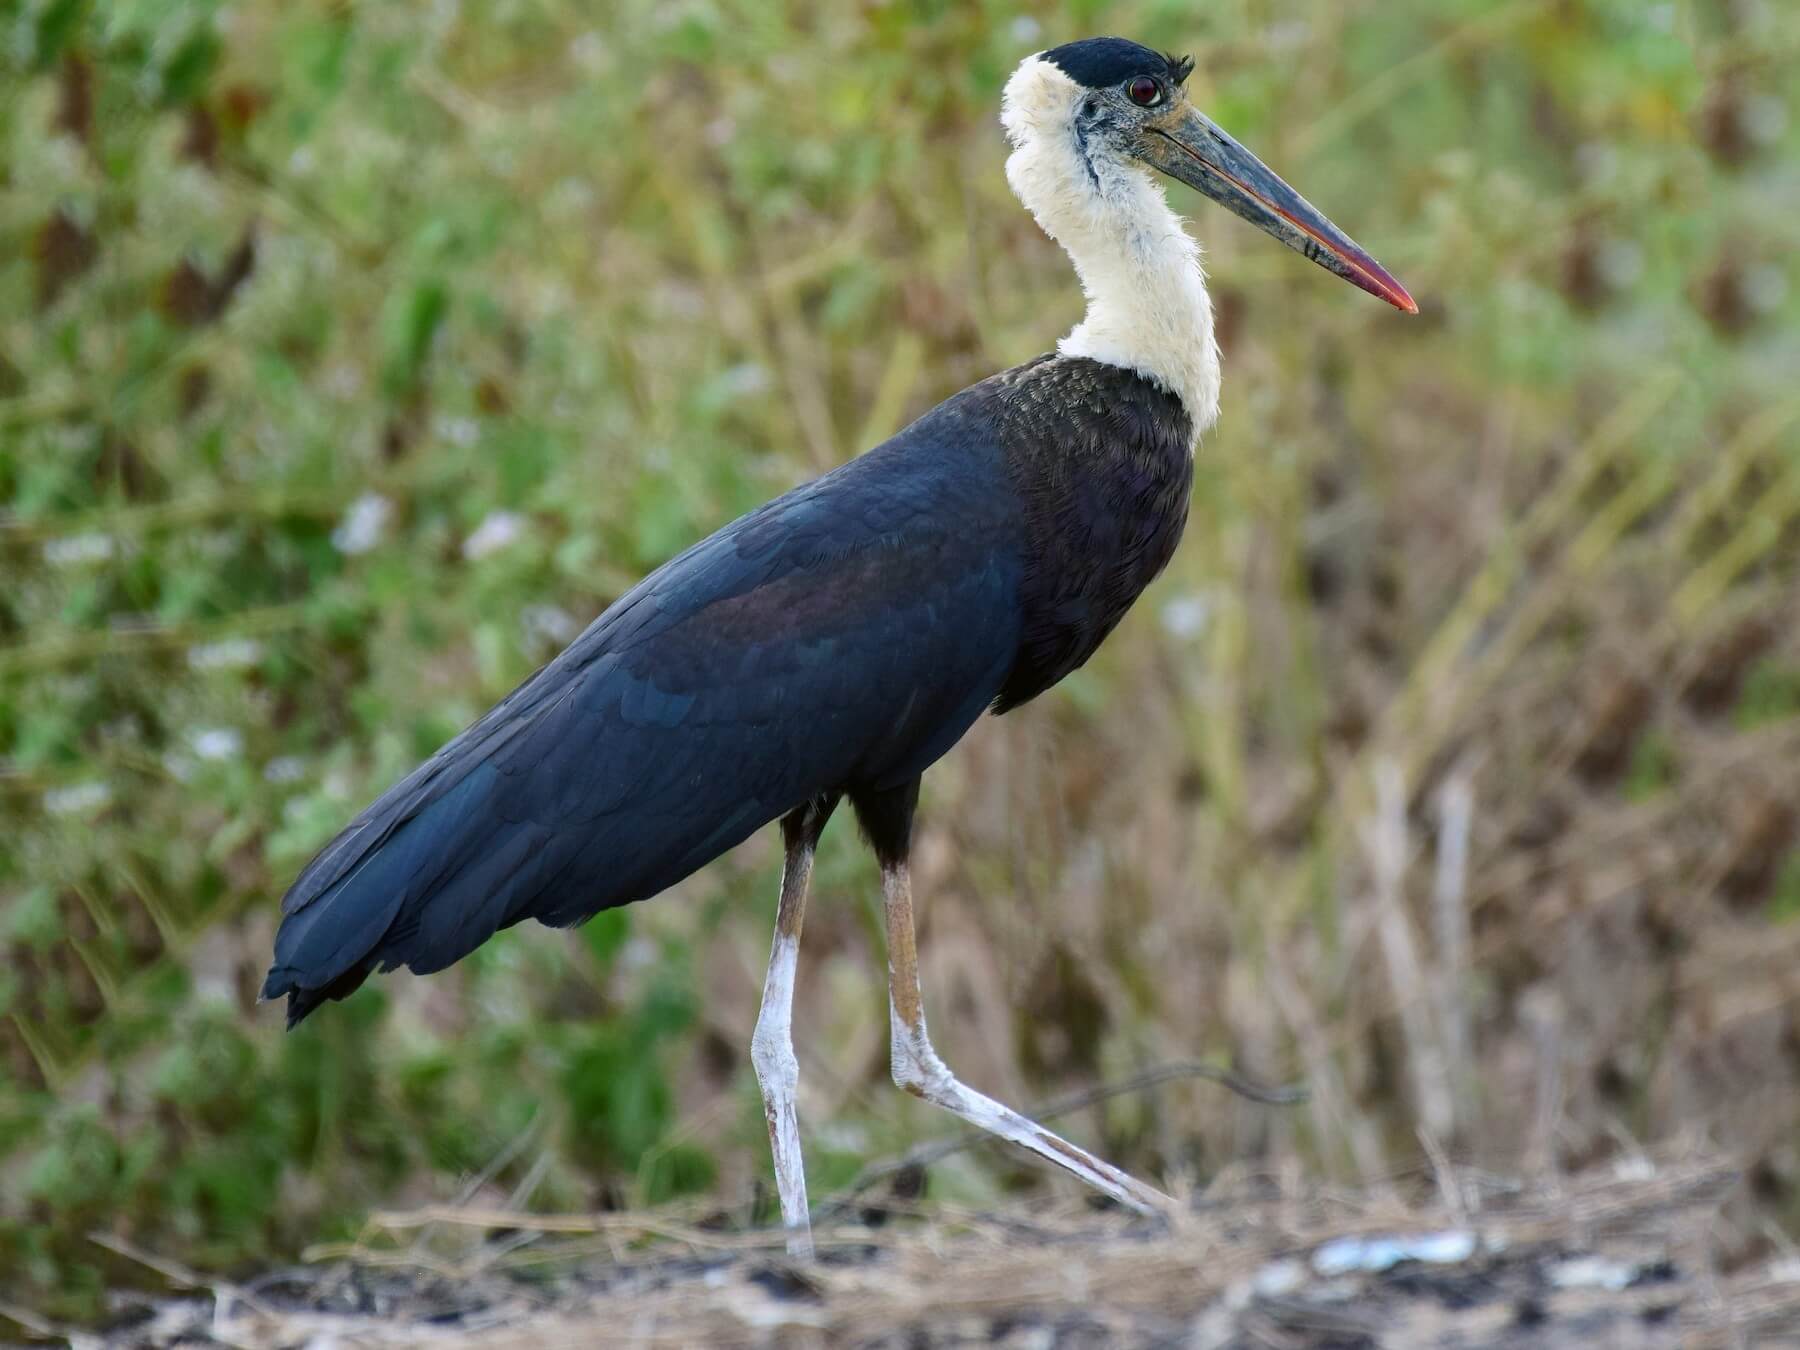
[718,363,771,398]
[187,638,263,671]
[331,492,393,556]
[435,415,479,448]
[188,727,243,761]
[569,31,608,73]
[264,756,306,784]
[521,604,580,647]
[462,510,526,560]
[1160,594,1213,640]
[323,363,364,399]
[42,533,115,566]
[44,781,111,815]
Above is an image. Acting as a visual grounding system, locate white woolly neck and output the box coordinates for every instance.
[1000,55,1221,439]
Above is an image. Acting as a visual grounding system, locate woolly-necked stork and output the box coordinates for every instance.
[264,36,1414,1255]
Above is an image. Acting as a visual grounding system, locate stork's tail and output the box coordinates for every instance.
[260,761,558,1026]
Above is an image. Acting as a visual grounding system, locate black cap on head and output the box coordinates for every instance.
[1041,37,1193,90]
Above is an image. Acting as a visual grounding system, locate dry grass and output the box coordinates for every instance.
[57,1153,1800,1347]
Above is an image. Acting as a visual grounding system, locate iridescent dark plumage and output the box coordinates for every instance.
[262,356,1190,1024]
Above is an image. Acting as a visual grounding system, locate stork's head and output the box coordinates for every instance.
[1002,38,1416,314]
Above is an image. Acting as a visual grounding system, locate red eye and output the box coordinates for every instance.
[1127,76,1161,107]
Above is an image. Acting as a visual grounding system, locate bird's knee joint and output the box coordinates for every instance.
[891,1057,928,1097]
[751,1022,798,1095]
[890,1028,947,1098]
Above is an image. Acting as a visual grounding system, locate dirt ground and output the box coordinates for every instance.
[38,1153,1800,1348]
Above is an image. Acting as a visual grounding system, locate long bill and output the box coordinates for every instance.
[1135,106,1418,314]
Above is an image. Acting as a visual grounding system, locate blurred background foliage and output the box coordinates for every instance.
[2,0,1798,1325]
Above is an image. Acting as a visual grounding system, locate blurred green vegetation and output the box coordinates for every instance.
[3,0,1798,1326]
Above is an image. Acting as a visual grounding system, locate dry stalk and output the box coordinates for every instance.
[1362,759,1455,1142]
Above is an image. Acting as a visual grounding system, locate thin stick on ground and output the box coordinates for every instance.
[88,1230,279,1323]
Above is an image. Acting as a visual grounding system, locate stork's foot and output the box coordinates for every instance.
[877,853,1174,1219]
[890,1010,1175,1218]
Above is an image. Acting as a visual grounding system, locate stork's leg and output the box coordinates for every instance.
[879,857,1175,1218]
[751,796,836,1258]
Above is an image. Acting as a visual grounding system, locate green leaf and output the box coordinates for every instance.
[32,0,87,66]
[381,280,449,396]
[159,24,220,104]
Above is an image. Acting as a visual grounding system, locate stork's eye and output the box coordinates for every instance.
[1127,76,1162,107]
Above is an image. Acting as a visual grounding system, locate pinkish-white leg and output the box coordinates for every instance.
[750,806,830,1256]
[879,861,1174,1217]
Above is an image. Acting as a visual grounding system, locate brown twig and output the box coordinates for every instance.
[0,1299,105,1350]
[88,1229,277,1319]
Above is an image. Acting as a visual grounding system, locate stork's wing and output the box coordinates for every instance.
[262,437,1023,1024]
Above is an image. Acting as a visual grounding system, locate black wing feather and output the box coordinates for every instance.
[263,430,1023,1024]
